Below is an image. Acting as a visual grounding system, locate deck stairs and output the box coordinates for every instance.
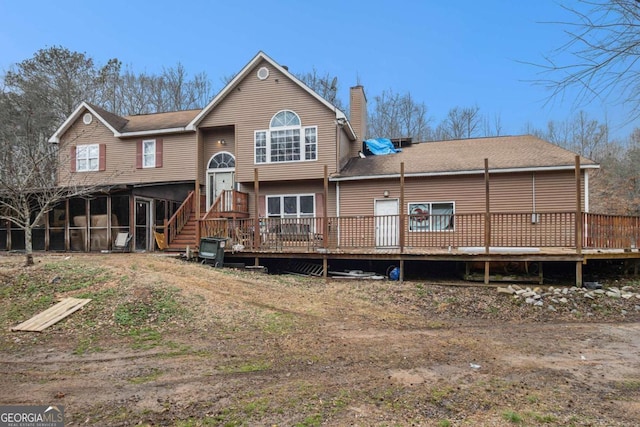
[164,190,249,252]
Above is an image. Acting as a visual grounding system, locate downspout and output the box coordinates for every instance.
[336,181,340,244]
[584,169,589,212]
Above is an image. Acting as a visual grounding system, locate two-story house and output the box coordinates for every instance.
[5,50,638,286]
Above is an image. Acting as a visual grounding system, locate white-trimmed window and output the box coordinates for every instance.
[267,194,315,219]
[255,110,317,164]
[76,144,99,172]
[408,202,455,232]
[142,139,156,168]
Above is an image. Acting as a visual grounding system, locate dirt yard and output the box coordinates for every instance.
[1,253,639,426]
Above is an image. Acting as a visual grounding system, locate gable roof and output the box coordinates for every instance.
[332,135,599,181]
[49,52,356,143]
[186,51,356,139]
[49,102,200,143]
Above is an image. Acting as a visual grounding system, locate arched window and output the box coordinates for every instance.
[255,110,317,164]
[208,152,235,169]
[270,110,300,128]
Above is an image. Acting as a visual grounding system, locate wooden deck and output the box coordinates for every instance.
[194,212,640,285]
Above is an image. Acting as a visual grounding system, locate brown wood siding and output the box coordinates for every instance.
[339,176,486,217]
[198,59,338,183]
[242,180,336,218]
[338,171,585,217]
[338,127,354,170]
[201,128,236,183]
[337,170,585,248]
[58,108,197,186]
[534,170,586,211]
[489,173,533,212]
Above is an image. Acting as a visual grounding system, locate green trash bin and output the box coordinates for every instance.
[199,237,226,267]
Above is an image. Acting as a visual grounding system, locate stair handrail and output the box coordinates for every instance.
[202,190,249,219]
[202,191,224,220]
[166,191,195,244]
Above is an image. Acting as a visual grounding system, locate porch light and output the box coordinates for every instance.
[217,139,226,145]
[383,190,390,198]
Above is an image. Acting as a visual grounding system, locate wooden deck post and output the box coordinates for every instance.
[323,165,329,278]
[575,155,583,287]
[323,165,329,251]
[484,158,491,285]
[254,168,260,252]
[400,162,405,252]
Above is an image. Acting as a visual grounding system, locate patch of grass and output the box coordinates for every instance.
[73,337,103,355]
[127,327,163,350]
[241,397,270,417]
[526,394,540,403]
[220,361,271,374]
[76,288,118,305]
[431,386,453,404]
[262,311,296,335]
[530,412,557,423]
[128,367,162,384]
[43,263,112,292]
[437,420,452,427]
[294,413,322,427]
[614,379,640,391]
[114,286,186,328]
[502,410,523,424]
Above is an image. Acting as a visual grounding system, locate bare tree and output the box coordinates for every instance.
[435,105,482,140]
[483,113,503,137]
[538,0,640,122]
[0,91,117,265]
[1,47,120,265]
[368,89,432,141]
[4,46,102,122]
[530,110,609,159]
[296,68,345,111]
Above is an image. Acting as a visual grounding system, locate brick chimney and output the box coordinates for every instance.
[349,85,367,157]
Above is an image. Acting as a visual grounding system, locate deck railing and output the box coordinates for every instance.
[202,190,249,220]
[165,190,195,244]
[584,213,640,249]
[198,211,640,252]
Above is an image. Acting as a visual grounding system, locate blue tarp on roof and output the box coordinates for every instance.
[364,138,401,155]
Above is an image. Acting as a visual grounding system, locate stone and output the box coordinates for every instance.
[497,287,516,295]
[559,297,568,304]
[606,291,621,298]
[621,293,634,300]
[525,297,536,304]
[584,293,595,300]
[534,300,544,306]
[548,305,557,312]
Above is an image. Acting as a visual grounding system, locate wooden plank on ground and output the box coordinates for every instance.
[11,297,92,332]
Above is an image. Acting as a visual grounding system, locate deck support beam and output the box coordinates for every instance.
[576,261,583,287]
[484,261,490,285]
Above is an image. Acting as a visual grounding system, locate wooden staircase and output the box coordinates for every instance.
[163,190,249,252]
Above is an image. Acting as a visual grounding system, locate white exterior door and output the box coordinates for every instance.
[375,198,399,247]
[207,171,234,209]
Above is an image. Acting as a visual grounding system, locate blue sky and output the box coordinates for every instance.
[0,0,636,140]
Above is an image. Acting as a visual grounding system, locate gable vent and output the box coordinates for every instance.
[257,67,269,80]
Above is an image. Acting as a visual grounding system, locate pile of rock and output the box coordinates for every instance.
[497,284,640,313]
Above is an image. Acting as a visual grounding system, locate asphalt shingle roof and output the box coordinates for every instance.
[86,104,201,133]
[336,135,597,179]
